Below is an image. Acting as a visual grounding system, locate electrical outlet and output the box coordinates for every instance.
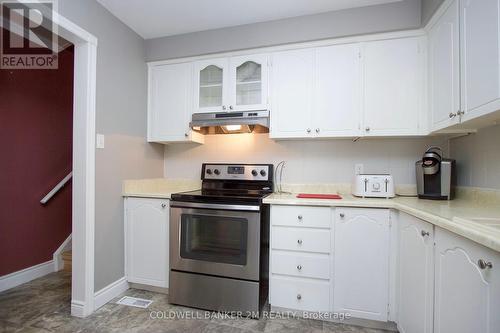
[355,164,364,175]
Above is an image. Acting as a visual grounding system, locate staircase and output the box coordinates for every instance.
[61,251,72,273]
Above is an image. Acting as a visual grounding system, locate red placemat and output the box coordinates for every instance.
[296,193,342,199]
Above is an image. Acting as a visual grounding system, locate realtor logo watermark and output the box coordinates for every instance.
[1,0,58,69]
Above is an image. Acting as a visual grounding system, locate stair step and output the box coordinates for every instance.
[61,251,72,260]
[61,250,72,273]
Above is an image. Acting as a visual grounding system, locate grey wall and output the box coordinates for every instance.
[421,0,445,25]
[450,125,500,190]
[58,0,164,291]
[145,0,421,61]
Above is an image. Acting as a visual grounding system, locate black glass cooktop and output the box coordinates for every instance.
[171,188,272,205]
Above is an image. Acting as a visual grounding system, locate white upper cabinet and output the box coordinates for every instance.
[428,0,460,131]
[270,49,315,138]
[193,58,229,113]
[315,44,362,137]
[398,213,434,333]
[334,208,390,322]
[363,37,425,136]
[270,36,425,139]
[148,63,203,143]
[434,227,500,333]
[194,55,269,113]
[460,0,500,120]
[229,54,269,111]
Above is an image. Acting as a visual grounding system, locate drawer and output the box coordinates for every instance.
[271,252,330,279]
[271,205,331,228]
[272,227,330,253]
[270,276,330,312]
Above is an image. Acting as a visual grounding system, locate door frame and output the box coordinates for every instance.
[53,12,98,318]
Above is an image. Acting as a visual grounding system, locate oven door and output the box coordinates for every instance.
[170,202,261,281]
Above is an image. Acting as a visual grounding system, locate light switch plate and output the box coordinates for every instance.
[96,134,105,149]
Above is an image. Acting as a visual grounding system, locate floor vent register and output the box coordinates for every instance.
[116,296,153,309]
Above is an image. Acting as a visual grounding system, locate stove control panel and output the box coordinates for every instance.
[203,164,271,181]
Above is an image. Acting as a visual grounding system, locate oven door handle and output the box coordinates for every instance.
[170,201,261,212]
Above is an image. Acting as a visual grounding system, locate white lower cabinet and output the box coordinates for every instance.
[333,208,391,322]
[269,205,392,321]
[125,197,169,288]
[269,205,332,313]
[397,213,434,333]
[269,204,500,330]
[271,276,331,312]
[434,227,500,333]
[271,227,330,253]
[271,252,330,280]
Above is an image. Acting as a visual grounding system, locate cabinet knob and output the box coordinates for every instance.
[296,294,302,300]
[457,110,465,116]
[365,127,370,132]
[449,112,457,118]
[478,259,493,270]
[306,128,311,133]
[222,105,227,110]
[297,215,303,220]
[229,105,233,110]
[297,239,303,245]
[184,133,188,137]
[339,213,345,218]
[315,128,320,133]
[297,265,302,271]
[421,230,430,237]
[161,203,166,208]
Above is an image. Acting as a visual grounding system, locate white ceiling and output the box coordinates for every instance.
[96,0,403,39]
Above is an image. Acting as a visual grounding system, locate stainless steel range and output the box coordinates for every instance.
[169,163,274,316]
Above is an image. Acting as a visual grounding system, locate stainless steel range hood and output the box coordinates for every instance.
[190,110,269,134]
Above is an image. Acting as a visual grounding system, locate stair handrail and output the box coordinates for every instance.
[40,172,73,205]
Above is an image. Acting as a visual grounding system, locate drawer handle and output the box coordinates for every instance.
[339,213,345,218]
[296,294,302,300]
[297,265,302,271]
[421,230,430,237]
[297,239,303,245]
[161,203,166,208]
[297,215,303,220]
[478,259,493,270]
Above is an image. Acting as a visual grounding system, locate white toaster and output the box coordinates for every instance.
[352,174,395,198]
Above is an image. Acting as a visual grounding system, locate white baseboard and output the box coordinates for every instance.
[94,277,129,310]
[0,260,55,293]
[53,234,72,272]
[71,300,86,317]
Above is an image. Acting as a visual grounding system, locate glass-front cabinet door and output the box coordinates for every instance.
[193,58,228,113]
[229,54,268,111]
[193,55,268,113]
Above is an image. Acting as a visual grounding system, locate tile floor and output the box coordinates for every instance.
[0,272,394,333]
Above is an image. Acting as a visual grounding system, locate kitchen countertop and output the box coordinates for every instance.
[264,191,500,253]
[122,178,201,199]
[122,178,500,253]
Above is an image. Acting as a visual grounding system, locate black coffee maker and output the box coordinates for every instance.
[416,146,456,200]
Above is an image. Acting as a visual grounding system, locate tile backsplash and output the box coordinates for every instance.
[164,133,449,186]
